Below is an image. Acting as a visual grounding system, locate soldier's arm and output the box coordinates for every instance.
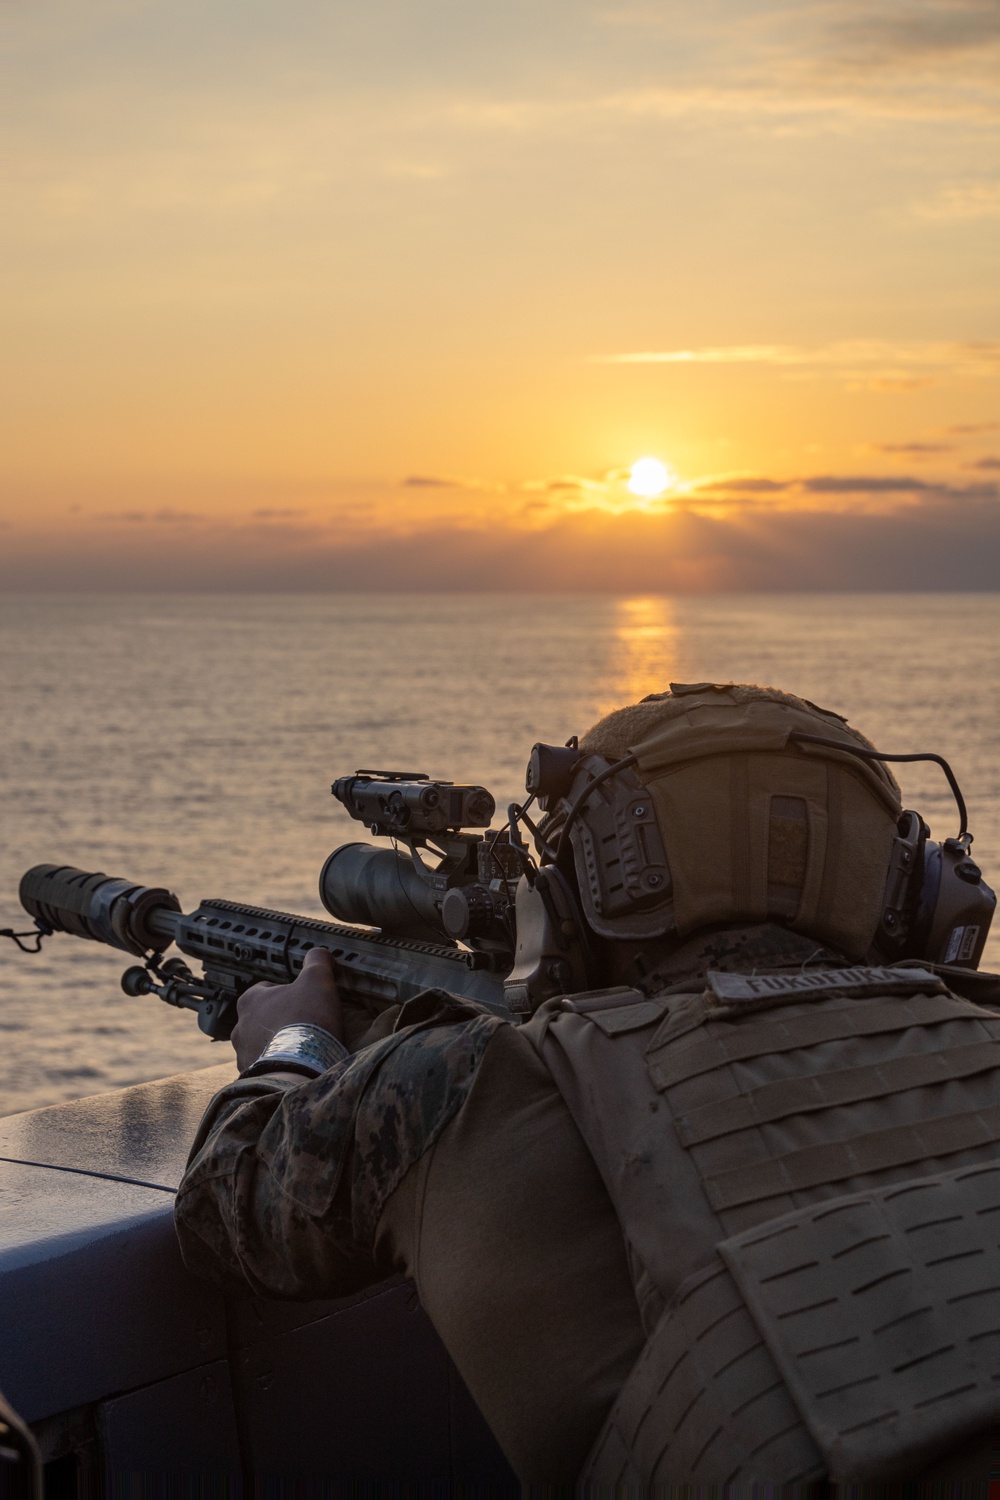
[174,999,503,1300]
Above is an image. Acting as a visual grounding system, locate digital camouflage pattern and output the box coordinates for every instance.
[175,990,505,1299]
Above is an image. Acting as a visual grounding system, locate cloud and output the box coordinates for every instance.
[96,506,204,523]
[402,475,463,489]
[681,471,1000,509]
[399,473,507,493]
[864,377,935,392]
[518,475,613,498]
[6,0,1000,265]
[599,344,798,366]
[914,182,1000,219]
[949,422,1000,435]
[8,6,999,262]
[970,456,1000,470]
[803,474,931,495]
[832,0,1000,66]
[693,475,791,494]
[251,506,307,518]
[4,480,998,593]
[595,341,1000,383]
[881,441,953,456]
[801,474,998,499]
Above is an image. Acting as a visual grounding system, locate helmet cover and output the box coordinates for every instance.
[577,683,902,960]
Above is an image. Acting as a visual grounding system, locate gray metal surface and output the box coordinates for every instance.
[0,1067,237,1421]
[232,1281,514,1482]
[100,1360,241,1476]
[0,1180,225,1421]
[0,1063,516,1485]
[0,1062,236,1190]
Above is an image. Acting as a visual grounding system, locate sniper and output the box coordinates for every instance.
[175,683,1000,1489]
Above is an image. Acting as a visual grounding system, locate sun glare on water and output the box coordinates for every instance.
[627,457,673,499]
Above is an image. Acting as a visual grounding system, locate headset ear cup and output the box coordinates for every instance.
[905,815,933,953]
[911,841,997,969]
[544,864,599,987]
[502,864,600,1013]
[878,810,928,956]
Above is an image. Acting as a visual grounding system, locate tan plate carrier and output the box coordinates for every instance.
[526,967,1000,1485]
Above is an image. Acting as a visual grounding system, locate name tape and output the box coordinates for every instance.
[706,965,944,1005]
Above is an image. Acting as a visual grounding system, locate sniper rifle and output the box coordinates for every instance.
[11,771,528,1039]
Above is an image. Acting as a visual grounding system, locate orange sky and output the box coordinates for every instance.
[2,0,999,588]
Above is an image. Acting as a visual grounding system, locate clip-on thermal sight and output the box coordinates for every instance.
[321,771,520,959]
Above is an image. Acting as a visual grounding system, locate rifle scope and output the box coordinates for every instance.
[319,843,445,942]
[19,864,180,957]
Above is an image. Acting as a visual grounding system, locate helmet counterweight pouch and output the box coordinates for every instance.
[568,755,675,941]
[573,689,903,962]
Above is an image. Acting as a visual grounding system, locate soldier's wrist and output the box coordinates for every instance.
[240,1023,349,1080]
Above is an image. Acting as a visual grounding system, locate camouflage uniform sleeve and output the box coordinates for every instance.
[174,993,505,1301]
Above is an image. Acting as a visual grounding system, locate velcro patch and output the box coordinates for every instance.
[563,987,670,1035]
[562,986,647,1014]
[587,1000,669,1036]
[706,965,944,1006]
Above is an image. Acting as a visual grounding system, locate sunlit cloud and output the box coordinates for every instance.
[9,8,1000,250]
[4,483,999,594]
[381,160,451,181]
[830,0,1000,65]
[692,475,792,495]
[402,475,463,489]
[595,341,1000,386]
[870,442,954,456]
[801,474,993,496]
[914,182,1000,219]
[401,474,503,493]
[515,466,686,520]
[680,471,1000,521]
[96,506,205,523]
[64,465,1000,540]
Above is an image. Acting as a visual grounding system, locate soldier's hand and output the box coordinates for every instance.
[231,947,344,1072]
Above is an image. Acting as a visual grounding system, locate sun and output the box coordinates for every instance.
[627,457,673,499]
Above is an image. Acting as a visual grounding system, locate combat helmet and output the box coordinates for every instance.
[573,682,901,960]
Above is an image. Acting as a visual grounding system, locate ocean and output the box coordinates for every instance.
[1,592,998,1116]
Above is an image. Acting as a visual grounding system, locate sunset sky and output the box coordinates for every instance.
[3,0,999,589]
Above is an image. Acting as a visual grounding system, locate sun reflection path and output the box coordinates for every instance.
[596,597,679,719]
